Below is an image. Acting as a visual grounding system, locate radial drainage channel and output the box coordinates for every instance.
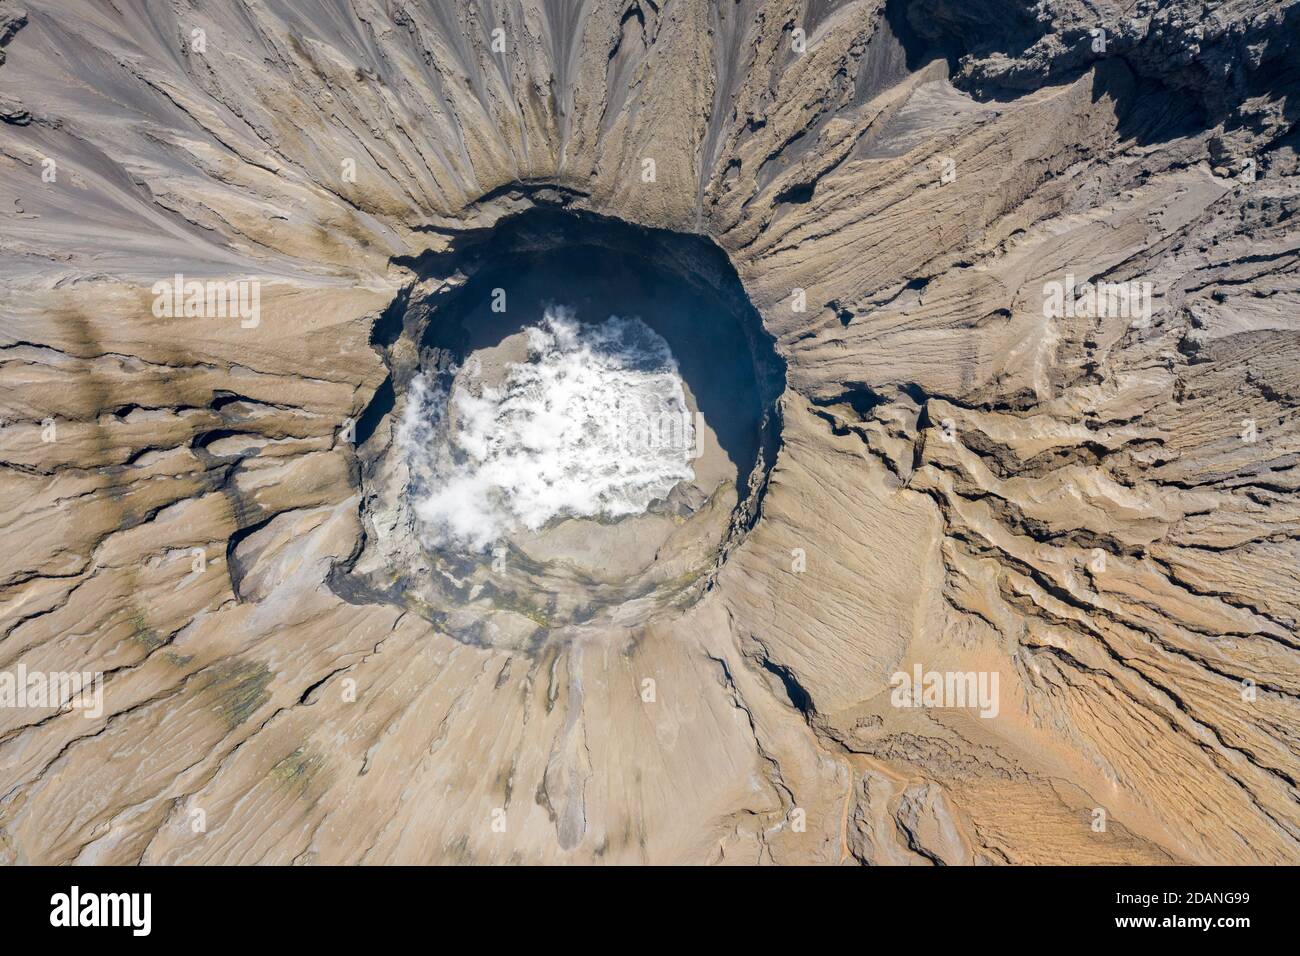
[333,206,786,649]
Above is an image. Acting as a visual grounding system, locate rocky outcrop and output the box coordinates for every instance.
[0,0,1295,864]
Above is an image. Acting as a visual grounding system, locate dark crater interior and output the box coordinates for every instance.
[332,202,787,646]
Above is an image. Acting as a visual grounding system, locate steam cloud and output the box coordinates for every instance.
[401,307,696,551]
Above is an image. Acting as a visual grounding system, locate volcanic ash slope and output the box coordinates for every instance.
[0,0,1297,864]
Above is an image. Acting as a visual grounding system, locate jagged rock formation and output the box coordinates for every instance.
[0,0,1296,864]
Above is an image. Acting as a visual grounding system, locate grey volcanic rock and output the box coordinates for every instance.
[0,0,1296,864]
